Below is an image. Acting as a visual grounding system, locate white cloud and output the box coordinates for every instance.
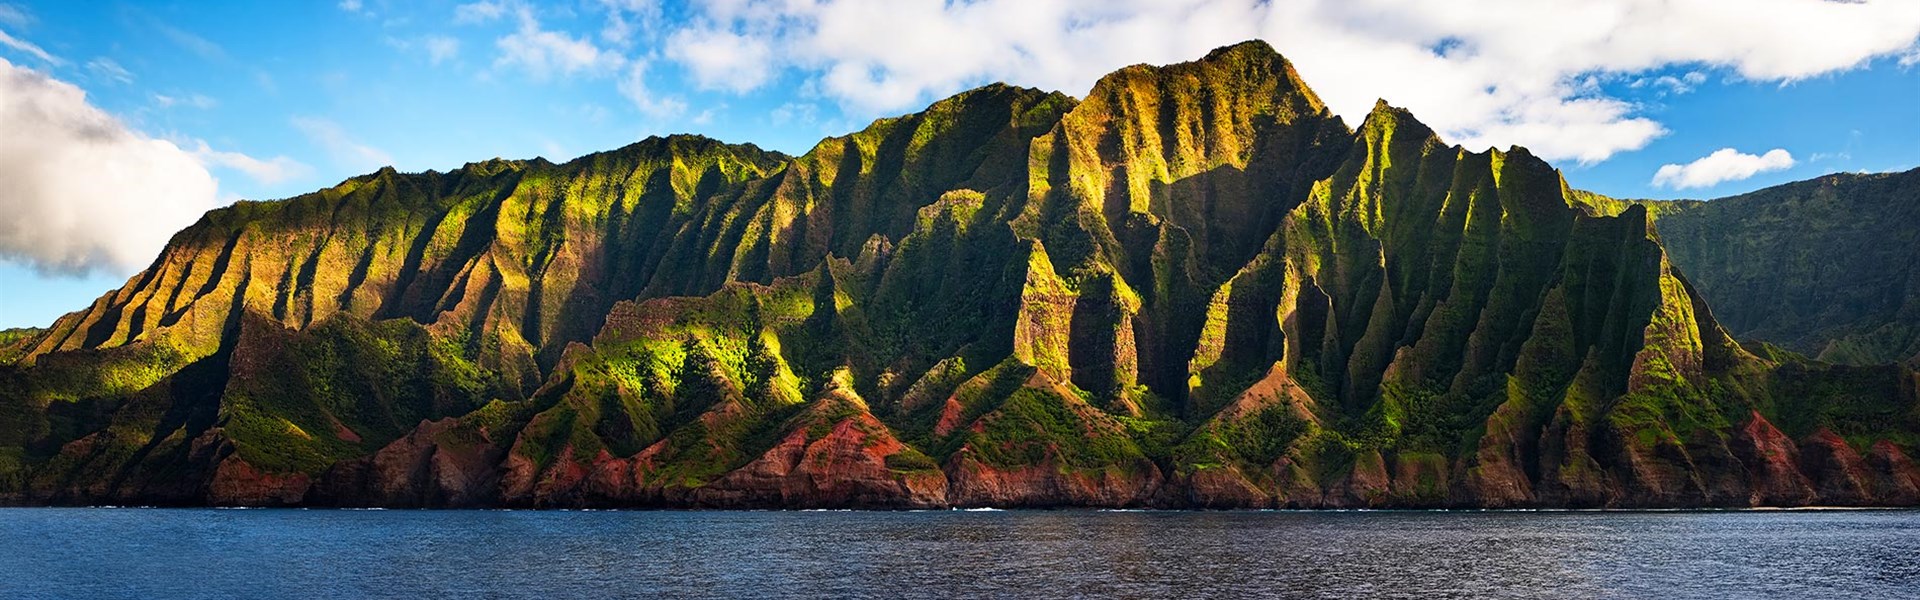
[338,0,366,14]
[291,116,394,172]
[86,58,133,84]
[659,0,1920,164]
[454,1,508,24]
[0,58,216,275]
[1632,71,1708,95]
[152,93,217,110]
[0,4,30,29]
[0,27,59,65]
[1652,148,1795,189]
[617,60,687,119]
[1807,151,1850,162]
[495,7,624,79]
[386,35,462,65]
[666,26,775,93]
[769,101,817,126]
[598,0,662,46]
[185,141,312,187]
[423,35,461,65]
[150,20,226,62]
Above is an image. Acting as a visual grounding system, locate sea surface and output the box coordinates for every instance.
[0,508,1915,599]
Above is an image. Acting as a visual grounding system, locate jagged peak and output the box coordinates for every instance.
[1353,100,1569,188]
[1208,39,1277,59]
[1086,39,1324,114]
[936,81,1069,107]
[329,165,402,186]
[1355,99,1438,145]
[799,81,1070,158]
[457,157,534,179]
[582,133,788,167]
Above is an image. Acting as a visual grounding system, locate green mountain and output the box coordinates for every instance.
[1637,171,1920,367]
[3,41,1917,508]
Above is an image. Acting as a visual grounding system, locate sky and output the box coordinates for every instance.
[2,0,1919,329]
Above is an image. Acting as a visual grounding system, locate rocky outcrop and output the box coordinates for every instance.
[1732,411,1817,506]
[307,417,509,507]
[209,454,310,506]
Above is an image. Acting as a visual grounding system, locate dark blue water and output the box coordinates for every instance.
[1,508,1916,598]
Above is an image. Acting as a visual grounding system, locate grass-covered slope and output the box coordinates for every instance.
[3,40,1916,508]
[1640,170,1920,367]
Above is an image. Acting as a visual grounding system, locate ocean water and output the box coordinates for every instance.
[0,508,1915,599]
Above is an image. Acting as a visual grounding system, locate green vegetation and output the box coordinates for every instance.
[1176,404,1308,473]
[4,40,1916,508]
[963,387,1146,472]
[0,328,41,365]
[1636,169,1920,366]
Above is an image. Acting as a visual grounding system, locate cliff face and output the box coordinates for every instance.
[1640,171,1920,367]
[2,41,1916,508]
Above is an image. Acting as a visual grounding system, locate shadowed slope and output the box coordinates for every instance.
[1641,170,1920,367]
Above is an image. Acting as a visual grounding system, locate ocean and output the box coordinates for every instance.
[2,508,1915,598]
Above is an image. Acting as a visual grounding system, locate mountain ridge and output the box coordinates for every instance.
[1629,168,1920,367]
[3,40,1917,508]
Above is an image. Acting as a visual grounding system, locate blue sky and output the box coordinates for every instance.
[3,0,1920,329]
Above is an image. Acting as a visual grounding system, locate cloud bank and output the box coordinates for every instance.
[1653,148,1796,190]
[0,58,216,275]
[0,56,311,276]
[644,0,1920,164]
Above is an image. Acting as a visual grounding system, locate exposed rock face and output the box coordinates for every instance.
[692,414,949,509]
[1733,411,1816,506]
[2,41,1917,508]
[307,417,508,507]
[210,454,310,506]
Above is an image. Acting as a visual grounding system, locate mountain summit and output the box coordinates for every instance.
[3,41,1916,508]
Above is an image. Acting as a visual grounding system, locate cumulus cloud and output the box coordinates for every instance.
[598,0,662,46]
[0,58,216,274]
[666,26,774,93]
[494,7,624,79]
[1652,148,1796,189]
[292,116,394,173]
[656,0,1920,164]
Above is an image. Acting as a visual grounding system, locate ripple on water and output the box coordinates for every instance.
[0,508,1916,599]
